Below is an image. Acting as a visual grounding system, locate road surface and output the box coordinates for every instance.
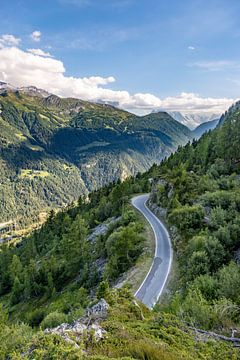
[131,194,173,309]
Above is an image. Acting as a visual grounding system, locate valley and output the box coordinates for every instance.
[0,84,192,231]
[1,1,240,358]
[0,98,240,358]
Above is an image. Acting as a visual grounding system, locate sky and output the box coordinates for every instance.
[0,0,240,118]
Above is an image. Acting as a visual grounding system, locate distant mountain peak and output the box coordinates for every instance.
[0,81,17,91]
[0,80,51,98]
[18,85,50,98]
[168,111,221,129]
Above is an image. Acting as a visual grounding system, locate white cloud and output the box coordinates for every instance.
[0,45,235,116]
[156,92,234,113]
[30,31,41,42]
[188,46,195,50]
[191,60,240,71]
[0,34,21,47]
[27,48,53,57]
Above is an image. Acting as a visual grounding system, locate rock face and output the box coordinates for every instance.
[147,179,172,218]
[147,200,167,219]
[45,299,109,346]
[87,217,121,243]
[86,298,109,318]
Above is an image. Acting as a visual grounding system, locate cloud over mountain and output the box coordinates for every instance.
[0,43,234,115]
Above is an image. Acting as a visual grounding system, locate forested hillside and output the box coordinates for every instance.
[150,102,240,332]
[0,174,151,322]
[192,118,219,139]
[0,86,192,227]
[0,101,240,358]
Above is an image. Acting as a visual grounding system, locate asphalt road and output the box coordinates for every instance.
[131,194,173,309]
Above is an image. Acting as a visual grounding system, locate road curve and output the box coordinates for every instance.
[131,194,173,309]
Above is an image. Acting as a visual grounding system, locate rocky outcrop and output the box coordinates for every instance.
[147,200,167,219]
[45,321,106,347]
[86,298,109,318]
[45,299,109,347]
[87,217,121,243]
[148,178,173,218]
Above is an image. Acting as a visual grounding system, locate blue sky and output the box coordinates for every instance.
[0,0,239,115]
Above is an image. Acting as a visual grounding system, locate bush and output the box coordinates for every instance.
[191,274,218,300]
[97,280,110,300]
[217,262,240,301]
[27,308,45,327]
[40,311,68,330]
[180,289,217,329]
[168,205,204,233]
[126,339,178,360]
[105,224,144,280]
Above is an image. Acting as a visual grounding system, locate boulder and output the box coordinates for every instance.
[86,298,109,318]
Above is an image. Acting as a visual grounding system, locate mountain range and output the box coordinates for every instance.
[169,110,220,129]
[192,118,219,139]
[0,92,239,359]
[0,82,193,226]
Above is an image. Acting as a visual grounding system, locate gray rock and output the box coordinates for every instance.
[44,299,109,346]
[147,201,167,219]
[87,217,121,243]
[86,298,109,318]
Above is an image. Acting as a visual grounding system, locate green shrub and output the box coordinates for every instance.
[168,205,204,233]
[27,308,45,327]
[40,311,68,330]
[126,339,178,360]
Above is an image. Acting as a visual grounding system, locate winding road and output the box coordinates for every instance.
[131,194,173,309]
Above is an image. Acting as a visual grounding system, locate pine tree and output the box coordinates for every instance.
[60,215,89,274]
[9,255,23,284]
[11,277,22,305]
[96,280,110,300]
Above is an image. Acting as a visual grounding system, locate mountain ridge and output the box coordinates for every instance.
[169,110,220,129]
[0,85,192,227]
[0,99,239,358]
[192,118,219,139]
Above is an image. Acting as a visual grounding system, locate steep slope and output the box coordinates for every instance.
[0,103,239,358]
[219,99,240,126]
[0,85,192,226]
[192,118,219,139]
[148,102,240,333]
[0,290,237,359]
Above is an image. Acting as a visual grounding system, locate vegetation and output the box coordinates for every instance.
[0,89,191,227]
[0,289,238,359]
[151,104,240,333]
[0,92,240,357]
[0,173,150,325]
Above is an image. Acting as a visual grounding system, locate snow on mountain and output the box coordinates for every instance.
[0,81,50,97]
[168,111,221,129]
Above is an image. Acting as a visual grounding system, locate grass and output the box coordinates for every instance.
[15,133,27,141]
[19,169,50,179]
[1,289,239,359]
[39,113,50,121]
[26,144,44,152]
[155,252,180,308]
